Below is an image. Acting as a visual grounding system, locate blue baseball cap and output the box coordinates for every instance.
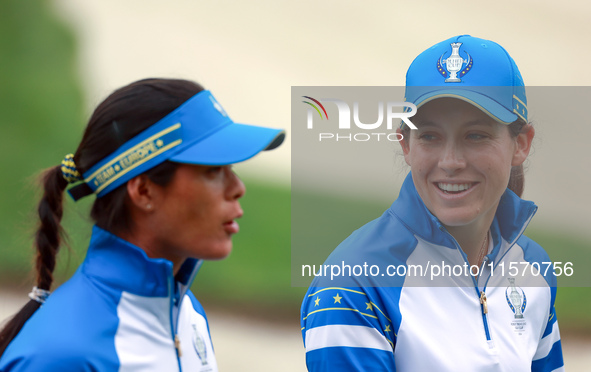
[69,90,285,200]
[404,35,528,124]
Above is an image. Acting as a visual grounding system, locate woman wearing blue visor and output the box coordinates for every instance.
[301,35,564,371]
[0,78,285,371]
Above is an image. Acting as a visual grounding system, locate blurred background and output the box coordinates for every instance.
[0,0,589,370]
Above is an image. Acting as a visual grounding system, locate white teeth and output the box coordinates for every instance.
[438,183,472,192]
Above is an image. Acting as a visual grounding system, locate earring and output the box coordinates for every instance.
[146,204,152,210]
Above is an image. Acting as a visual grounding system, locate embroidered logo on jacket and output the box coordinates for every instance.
[192,324,208,365]
[505,277,527,335]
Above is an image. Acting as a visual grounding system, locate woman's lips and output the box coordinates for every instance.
[223,220,240,234]
[437,182,475,193]
[433,182,478,199]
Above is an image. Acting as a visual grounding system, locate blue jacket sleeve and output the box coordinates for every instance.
[530,286,564,372]
[0,348,104,372]
[301,287,396,371]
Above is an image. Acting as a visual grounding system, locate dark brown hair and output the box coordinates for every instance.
[401,118,529,197]
[0,78,204,355]
[505,119,528,198]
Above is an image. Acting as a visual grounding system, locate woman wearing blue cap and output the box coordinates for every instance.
[301,36,564,371]
[0,78,285,371]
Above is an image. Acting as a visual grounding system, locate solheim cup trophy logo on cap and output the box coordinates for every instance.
[437,42,473,82]
[404,34,528,125]
[209,95,228,117]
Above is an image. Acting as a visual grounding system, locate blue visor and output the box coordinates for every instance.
[70,90,285,200]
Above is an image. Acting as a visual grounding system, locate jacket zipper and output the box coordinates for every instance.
[169,276,183,371]
[478,210,537,344]
[175,334,183,357]
[168,259,204,370]
[438,225,492,342]
[477,255,492,343]
[478,288,491,341]
[480,291,488,314]
[438,205,536,344]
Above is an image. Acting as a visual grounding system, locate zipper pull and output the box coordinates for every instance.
[480,291,488,314]
[175,334,182,357]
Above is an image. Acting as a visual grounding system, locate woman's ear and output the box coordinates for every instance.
[397,128,411,166]
[126,175,157,213]
[512,124,535,167]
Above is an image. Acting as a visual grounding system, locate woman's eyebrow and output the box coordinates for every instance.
[464,119,496,128]
[417,119,495,127]
[414,121,440,129]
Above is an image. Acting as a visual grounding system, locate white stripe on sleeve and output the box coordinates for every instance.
[305,325,392,352]
[533,320,561,361]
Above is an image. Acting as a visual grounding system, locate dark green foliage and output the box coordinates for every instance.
[0,0,83,283]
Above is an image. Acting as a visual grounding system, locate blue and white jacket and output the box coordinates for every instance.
[301,174,564,372]
[0,226,218,371]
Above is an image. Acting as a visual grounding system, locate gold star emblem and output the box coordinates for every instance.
[384,325,391,333]
[156,139,164,147]
[314,297,320,306]
[365,302,373,311]
[333,293,342,304]
[114,164,121,172]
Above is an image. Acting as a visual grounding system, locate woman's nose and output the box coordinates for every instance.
[226,167,246,200]
[438,143,466,174]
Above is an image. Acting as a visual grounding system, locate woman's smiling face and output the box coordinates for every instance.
[399,98,532,230]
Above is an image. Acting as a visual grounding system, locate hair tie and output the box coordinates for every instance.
[61,153,82,183]
[28,286,51,304]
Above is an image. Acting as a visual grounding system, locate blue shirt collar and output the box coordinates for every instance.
[82,225,202,299]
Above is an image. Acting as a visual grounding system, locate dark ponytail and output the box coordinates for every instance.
[0,166,68,355]
[35,167,69,291]
[0,78,204,356]
[506,119,528,198]
[507,164,524,198]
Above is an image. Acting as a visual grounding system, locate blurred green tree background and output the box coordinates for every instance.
[0,0,83,281]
